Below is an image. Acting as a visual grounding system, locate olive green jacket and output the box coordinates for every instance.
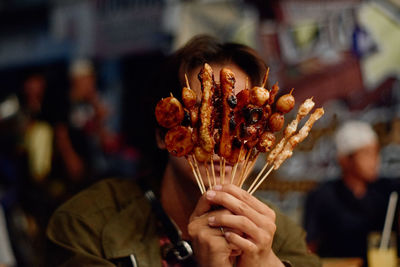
[46,178,321,267]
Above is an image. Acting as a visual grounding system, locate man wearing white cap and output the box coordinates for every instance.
[304,120,399,264]
[334,121,380,198]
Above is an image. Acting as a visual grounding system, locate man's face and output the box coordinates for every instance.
[346,142,380,183]
[168,63,250,187]
[24,75,46,113]
[71,74,96,101]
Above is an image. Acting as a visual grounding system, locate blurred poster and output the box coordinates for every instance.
[169,1,259,50]
[273,0,359,64]
[358,2,400,89]
[51,0,167,58]
[94,0,167,57]
[51,0,96,57]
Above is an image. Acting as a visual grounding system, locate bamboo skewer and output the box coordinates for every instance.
[240,153,259,188]
[245,152,259,179]
[193,156,206,193]
[220,159,223,185]
[248,162,269,193]
[238,151,249,184]
[210,158,216,187]
[238,158,249,187]
[185,74,190,88]
[232,145,245,186]
[222,159,226,184]
[239,149,252,186]
[240,155,253,187]
[249,166,274,195]
[231,162,239,185]
[204,163,212,190]
[186,157,205,194]
[261,67,270,88]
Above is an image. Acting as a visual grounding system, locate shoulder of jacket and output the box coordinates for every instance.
[54,178,145,220]
[257,197,306,246]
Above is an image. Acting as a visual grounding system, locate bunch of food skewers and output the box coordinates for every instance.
[155,63,324,195]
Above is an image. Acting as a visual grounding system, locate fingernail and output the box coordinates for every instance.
[206,190,216,199]
[208,216,215,224]
[213,185,222,190]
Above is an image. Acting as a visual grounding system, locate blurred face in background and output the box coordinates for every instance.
[340,142,380,183]
[23,75,46,114]
[70,73,96,101]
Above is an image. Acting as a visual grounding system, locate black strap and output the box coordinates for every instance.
[144,190,181,244]
[138,177,193,262]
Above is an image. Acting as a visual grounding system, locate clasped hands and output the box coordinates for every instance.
[188,184,284,267]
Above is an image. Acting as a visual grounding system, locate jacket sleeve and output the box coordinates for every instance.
[272,207,322,267]
[46,210,115,267]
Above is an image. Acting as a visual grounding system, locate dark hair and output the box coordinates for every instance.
[141,35,267,188]
[159,35,267,100]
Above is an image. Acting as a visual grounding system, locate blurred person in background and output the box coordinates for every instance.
[19,74,54,264]
[0,92,21,267]
[21,74,46,120]
[20,74,54,183]
[46,35,321,267]
[54,59,118,186]
[0,74,53,267]
[304,120,399,265]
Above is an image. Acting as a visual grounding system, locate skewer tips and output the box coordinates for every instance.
[261,67,270,88]
[184,73,190,89]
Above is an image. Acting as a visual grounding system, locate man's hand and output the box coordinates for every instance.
[205,184,285,267]
[188,193,236,267]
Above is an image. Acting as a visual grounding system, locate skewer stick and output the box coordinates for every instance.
[184,73,190,88]
[220,158,223,185]
[240,152,259,188]
[261,67,270,88]
[210,157,216,187]
[240,149,252,182]
[186,156,205,194]
[249,166,274,195]
[222,158,226,184]
[204,162,212,190]
[237,149,251,188]
[244,152,259,180]
[192,156,206,193]
[230,146,244,186]
[272,107,325,170]
[247,162,269,193]
[267,98,315,165]
[231,162,238,185]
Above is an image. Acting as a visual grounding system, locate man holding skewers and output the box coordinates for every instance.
[46,35,320,267]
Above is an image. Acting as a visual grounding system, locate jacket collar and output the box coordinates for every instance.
[101,189,162,267]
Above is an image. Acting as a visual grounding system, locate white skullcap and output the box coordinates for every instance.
[69,59,94,77]
[335,120,378,156]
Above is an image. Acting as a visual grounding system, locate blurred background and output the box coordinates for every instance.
[0,0,399,266]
